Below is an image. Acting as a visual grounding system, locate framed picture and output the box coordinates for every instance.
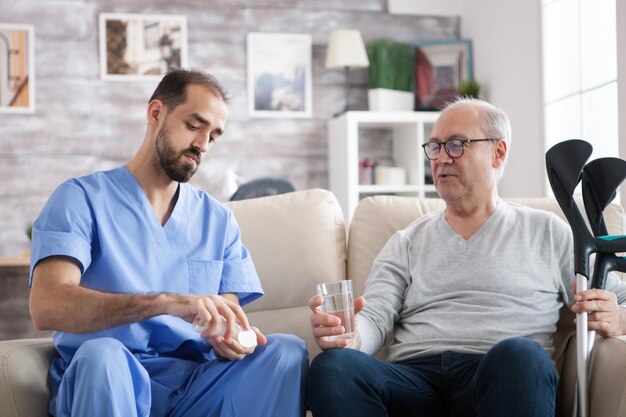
[99,13,187,81]
[0,24,35,113]
[413,39,473,110]
[247,33,312,118]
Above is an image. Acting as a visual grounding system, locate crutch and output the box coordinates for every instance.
[581,157,626,291]
[546,140,626,417]
[546,139,595,417]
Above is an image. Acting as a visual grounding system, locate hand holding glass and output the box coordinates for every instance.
[316,280,355,341]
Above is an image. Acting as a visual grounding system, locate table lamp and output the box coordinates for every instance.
[325,29,369,115]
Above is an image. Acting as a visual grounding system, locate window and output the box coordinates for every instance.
[542,0,617,184]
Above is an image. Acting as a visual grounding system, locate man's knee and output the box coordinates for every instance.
[71,337,142,379]
[475,338,558,415]
[311,347,362,371]
[488,337,550,364]
[261,334,308,370]
[482,337,557,383]
[309,348,368,389]
[74,338,129,364]
[56,338,150,417]
[308,349,390,415]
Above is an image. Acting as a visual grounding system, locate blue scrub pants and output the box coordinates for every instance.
[307,337,558,417]
[49,334,308,417]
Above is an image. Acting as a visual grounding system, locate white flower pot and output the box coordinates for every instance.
[368,88,414,112]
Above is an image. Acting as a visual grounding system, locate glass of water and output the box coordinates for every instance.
[316,280,355,341]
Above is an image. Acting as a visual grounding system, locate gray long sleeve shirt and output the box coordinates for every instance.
[358,200,626,362]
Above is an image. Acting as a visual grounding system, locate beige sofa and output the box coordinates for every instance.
[2,189,626,417]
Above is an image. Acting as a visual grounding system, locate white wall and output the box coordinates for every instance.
[389,0,546,197]
[461,0,544,198]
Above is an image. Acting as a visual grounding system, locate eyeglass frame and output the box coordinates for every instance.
[421,138,499,160]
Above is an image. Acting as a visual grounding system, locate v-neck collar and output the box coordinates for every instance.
[437,199,504,250]
[110,166,187,242]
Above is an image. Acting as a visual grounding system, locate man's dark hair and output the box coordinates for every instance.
[149,68,229,110]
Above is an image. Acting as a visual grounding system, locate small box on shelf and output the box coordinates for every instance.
[374,166,406,186]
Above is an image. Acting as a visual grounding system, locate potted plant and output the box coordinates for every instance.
[458,79,481,99]
[366,39,414,111]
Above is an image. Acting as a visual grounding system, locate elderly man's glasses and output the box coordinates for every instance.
[421,138,497,160]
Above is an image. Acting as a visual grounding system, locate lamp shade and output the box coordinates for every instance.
[325,29,370,69]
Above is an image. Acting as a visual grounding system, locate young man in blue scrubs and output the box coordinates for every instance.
[29,68,307,417]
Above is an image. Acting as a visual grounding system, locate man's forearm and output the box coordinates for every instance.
[31,283,174,333]
[30,257,242,335]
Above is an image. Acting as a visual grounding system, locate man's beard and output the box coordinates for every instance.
[155,126,201,183]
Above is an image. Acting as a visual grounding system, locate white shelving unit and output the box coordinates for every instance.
[327,111,440,221]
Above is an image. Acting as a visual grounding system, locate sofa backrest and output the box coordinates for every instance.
[228,189,346,358]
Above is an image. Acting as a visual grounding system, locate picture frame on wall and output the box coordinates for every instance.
[247,32,312,118]
[99,13,188,81]
[413,39,473,110]
[0,24,35,113]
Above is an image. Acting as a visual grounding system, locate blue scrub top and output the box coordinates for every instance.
[30,167,263,363]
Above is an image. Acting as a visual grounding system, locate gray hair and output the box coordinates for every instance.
[441,97,512,177]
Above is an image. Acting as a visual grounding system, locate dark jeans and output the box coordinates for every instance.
[307,337,558,417]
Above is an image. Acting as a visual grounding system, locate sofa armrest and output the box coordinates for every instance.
[589,336,626,417]
[0,338,57,417]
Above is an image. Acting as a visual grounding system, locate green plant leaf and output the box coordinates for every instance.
[26,223,32,241]
[367,39,414,92]
[458,79,480,98]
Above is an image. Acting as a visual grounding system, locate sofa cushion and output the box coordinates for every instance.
[228,189,347,359]
[347,196,445,296]
[0,338,58,417]
[228,188,347,312]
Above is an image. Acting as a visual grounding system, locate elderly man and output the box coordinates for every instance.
[307,98,626,417]
[29,68,307,417]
